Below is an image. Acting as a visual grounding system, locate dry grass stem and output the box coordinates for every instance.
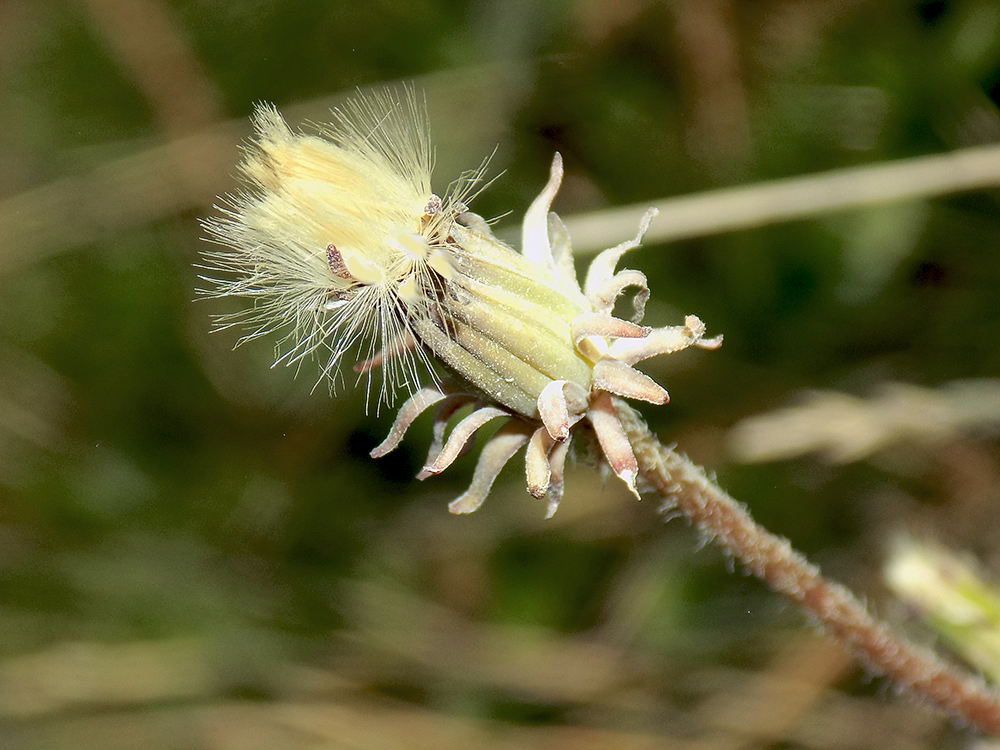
[6,93,1000,274]
[565,141,1000,253]
[77,0,222,137]
[729,379,1000,464]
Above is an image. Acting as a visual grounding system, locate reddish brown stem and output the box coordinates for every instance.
[615,399,1000,736]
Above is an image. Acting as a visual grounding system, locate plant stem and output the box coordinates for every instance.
[564,141,1000,254]
[615,398,1000,736]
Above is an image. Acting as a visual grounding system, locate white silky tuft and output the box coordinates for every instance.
[200,88,477,408]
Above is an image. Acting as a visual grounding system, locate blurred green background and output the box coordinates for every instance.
[2,0,1000,747]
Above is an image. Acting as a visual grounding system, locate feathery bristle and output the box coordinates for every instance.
[200,87,473,408]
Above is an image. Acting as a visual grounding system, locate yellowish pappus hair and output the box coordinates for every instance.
[201,87,478,407]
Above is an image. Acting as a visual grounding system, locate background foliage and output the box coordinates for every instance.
[2,0,1000,747]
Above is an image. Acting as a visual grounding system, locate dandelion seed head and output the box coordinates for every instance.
[201,88,474,407]
[201,87,720,516]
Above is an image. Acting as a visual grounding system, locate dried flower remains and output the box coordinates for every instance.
[201,88,721,516]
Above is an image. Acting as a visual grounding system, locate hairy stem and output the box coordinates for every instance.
[615,399,1000,736]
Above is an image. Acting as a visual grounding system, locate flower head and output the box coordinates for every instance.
[202,88,721,516]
